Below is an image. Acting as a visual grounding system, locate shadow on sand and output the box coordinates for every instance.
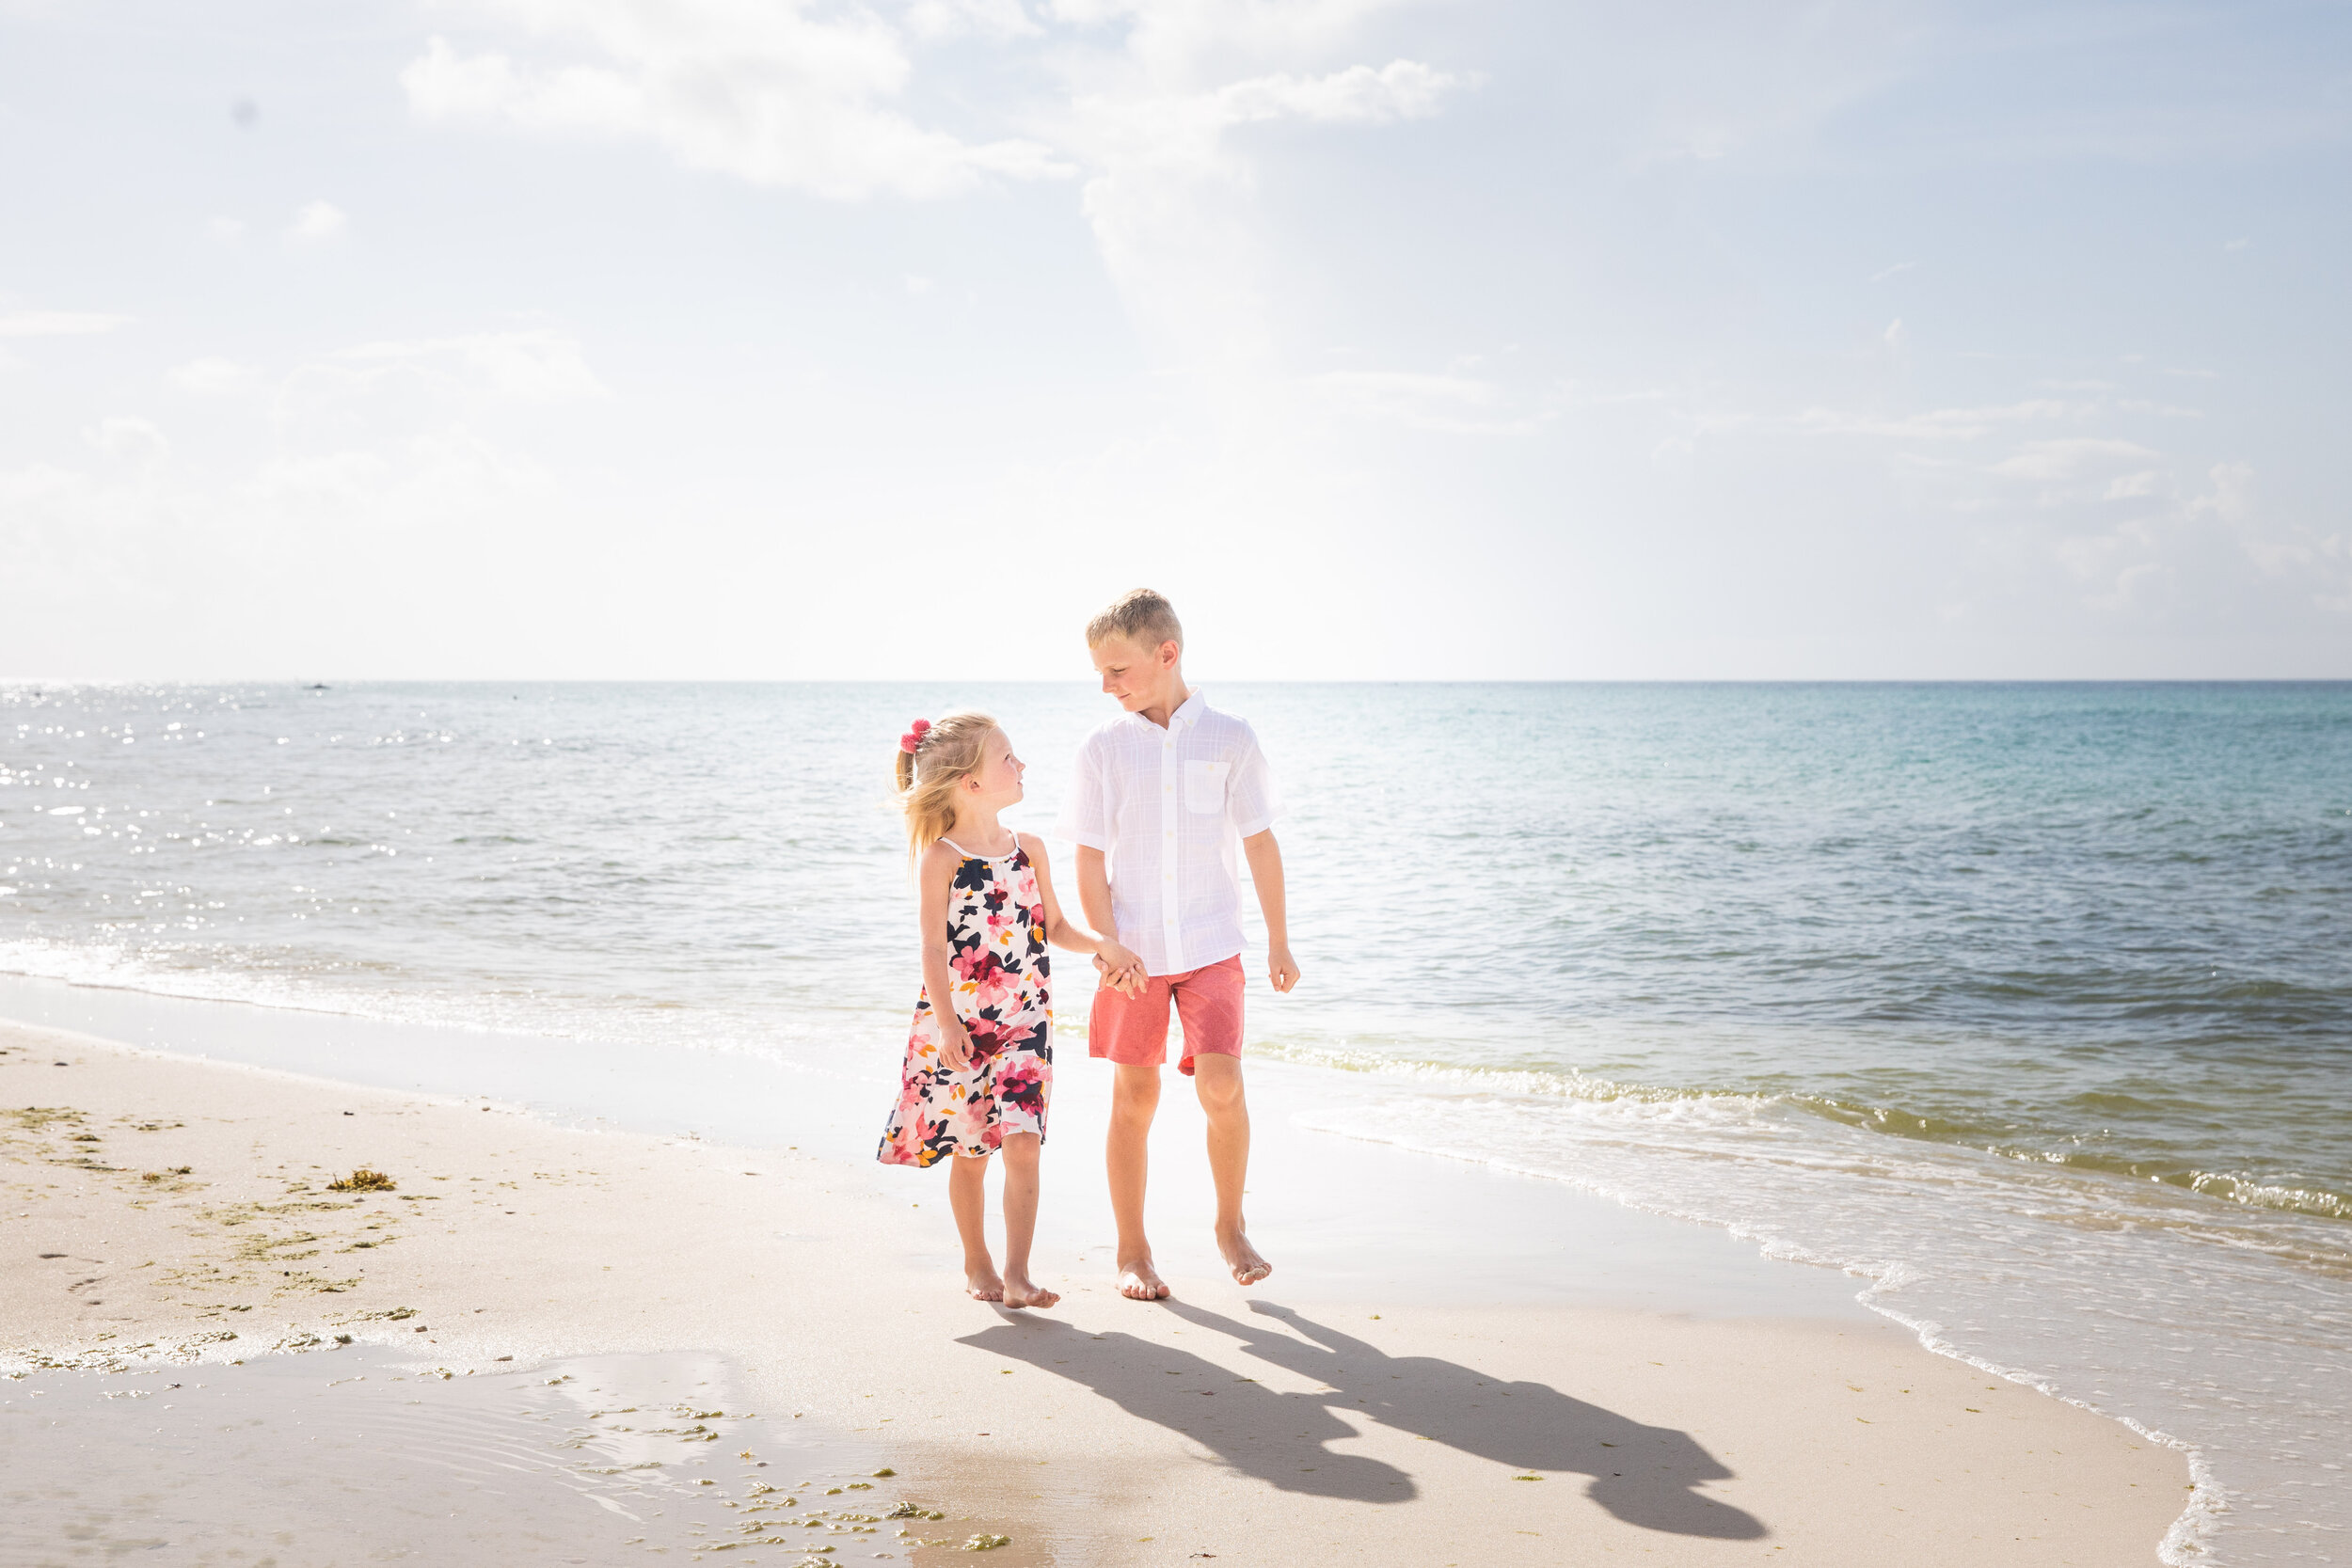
[958,1298,1765,1537]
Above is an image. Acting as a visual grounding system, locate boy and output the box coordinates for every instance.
[1057,589,1299,1300]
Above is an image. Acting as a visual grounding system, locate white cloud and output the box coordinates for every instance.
[907,0,1041,40]
[0,310,130,337]
[1216,59,1465,126]
[82,416,168,465]
[1067,58,1468,181]
[400,9,1069,201]
[1994,437,2160,481]
[1311,368,1547,435]
[1734,399,2081,442]
[170,357,264,396]
[340,329,608,403]
[2037,459,2351,622]
[285,201,349,243]
[1045,0,1426,78]
[1065,55,1470,381]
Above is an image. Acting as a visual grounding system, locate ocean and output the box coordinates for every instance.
[3,680,2346,1564]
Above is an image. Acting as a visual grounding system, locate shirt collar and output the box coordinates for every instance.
[1120,688,1206,733]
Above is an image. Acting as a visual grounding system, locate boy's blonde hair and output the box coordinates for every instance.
[1086,588,1184,652]
[894,709,999,860]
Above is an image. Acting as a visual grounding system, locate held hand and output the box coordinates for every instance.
[937,1017,975,1071]
[1267,943,1301,994]
[1098,941,1145,997]
[1094,949,1146,999]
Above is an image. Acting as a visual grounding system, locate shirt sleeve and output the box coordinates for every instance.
[1227,727,1280,838]
[1056,734,1115,850]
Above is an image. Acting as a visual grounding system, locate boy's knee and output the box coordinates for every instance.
[1193,1064,1247,1113]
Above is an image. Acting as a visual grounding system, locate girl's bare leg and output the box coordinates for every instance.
[949,1152,1002,1301]
[997,1132,1058,1309]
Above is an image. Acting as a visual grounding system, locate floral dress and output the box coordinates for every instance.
[877,834,1052,1166]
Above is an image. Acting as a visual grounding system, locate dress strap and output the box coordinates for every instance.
[939,833,1015,860]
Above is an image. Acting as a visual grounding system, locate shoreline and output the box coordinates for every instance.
[2,1008,2187,1565]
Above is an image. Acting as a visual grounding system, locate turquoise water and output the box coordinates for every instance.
[3,680,2348,1562]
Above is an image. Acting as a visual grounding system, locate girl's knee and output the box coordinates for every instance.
[1000,1132,1041,1160]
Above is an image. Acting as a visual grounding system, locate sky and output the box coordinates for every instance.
[2,0,2347,680]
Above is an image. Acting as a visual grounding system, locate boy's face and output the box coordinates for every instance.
[1089,634,1181,712]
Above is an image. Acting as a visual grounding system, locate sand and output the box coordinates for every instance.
[1,1016,2186,1565]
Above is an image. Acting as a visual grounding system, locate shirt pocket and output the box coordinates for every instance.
[1184,758,1230,814]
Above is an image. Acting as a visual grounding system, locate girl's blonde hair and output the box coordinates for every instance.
[894,709,1000,859]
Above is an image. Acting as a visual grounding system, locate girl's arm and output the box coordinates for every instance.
[917,842,976,1069]
[1022,835,1143,995]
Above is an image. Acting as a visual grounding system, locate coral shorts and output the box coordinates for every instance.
[1089,955,1245,1077]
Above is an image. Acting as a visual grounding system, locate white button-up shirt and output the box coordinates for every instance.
[1055,690,1280,977]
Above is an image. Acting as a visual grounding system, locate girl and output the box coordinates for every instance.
[878,711,1143,1308]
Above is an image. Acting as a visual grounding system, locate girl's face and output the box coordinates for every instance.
[962,729,1026,809]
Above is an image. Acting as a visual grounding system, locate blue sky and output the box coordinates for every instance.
[2,0,2345,679]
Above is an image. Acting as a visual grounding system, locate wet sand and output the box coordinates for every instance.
[2,1017,2186,1564]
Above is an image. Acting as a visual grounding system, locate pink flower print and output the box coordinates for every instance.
[957,950,1019,1011]
[880,839,1051,1166]
[996,1054,1045,1116]
[963,1018,1012,1061]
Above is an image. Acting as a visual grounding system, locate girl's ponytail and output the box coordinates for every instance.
[893,710,998,861]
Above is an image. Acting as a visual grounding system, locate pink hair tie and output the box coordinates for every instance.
[899,717,933,754]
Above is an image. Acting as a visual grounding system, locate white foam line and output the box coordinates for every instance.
[0,958,889,1086]
[1295,1114,2222,1566]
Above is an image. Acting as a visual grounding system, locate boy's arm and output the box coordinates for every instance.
[1242,829,1299,993]
[1075,846,1119,969]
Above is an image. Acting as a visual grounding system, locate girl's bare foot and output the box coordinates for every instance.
[1002,1274,1060,1309]
[965,1265,1006,1303]
[1117,1255,1171,1300]
[1218,1228,1272,1287]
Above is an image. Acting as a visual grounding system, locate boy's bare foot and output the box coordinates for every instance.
[1218,1229,1272,1287]
[1002,1275,1061,1310]
[965,1265,1006,1303]
[1117,1256,1171,1301]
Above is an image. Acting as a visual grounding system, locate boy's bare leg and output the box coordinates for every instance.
[997,1132,1058,1309]
[1107,1062,1170,1299]
[948,1152,1004,1302]
[1193,1054,1271,1286]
